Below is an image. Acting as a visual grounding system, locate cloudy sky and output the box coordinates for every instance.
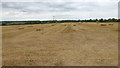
[0,0,119,21]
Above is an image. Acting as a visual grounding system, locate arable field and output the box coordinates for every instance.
[2,22,118,66]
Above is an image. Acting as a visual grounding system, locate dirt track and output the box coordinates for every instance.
[2,22,118,66]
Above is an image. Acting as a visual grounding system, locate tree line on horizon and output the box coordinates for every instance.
[1,18,120,26]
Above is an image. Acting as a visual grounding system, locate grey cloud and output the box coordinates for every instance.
[2,2,98,13]
[1,1,118,21]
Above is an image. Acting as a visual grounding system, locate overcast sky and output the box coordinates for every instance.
[0,0,119,21]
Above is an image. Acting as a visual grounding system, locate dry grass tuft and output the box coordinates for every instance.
[18,27,24,30]
[100,24,107,26]
[108,24,114,26]
[51,25,55,26]
[73,25,76,26]
[36,29,41,31]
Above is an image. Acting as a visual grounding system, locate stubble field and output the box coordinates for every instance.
[2,22,118,66]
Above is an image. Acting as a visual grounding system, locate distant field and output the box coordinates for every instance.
[2,22,118,66]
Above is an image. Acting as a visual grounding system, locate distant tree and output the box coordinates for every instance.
[2,23,7,26]
[99,18,104,22]
[95,19,98,22]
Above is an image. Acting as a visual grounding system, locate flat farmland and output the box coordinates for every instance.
[2,22,118,66]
